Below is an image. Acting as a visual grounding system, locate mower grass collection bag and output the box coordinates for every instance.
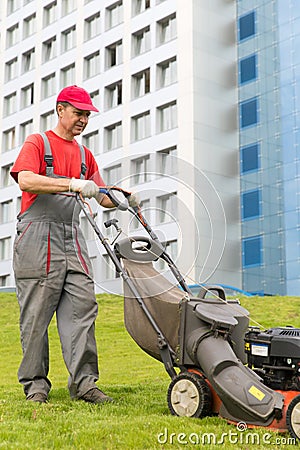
[123,259,185,361]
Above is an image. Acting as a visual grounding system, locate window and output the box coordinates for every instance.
[131,155,150,184]
[43,1,57,27]
[2,128,16,152]
[104,122,122,151]
[7,0,19,15]
[40,110,55,130]
[240,97,258,128]
[104,164,122,185]
[21,84,34,109]
[240,54,257,84]
[242,189,260,220]
[242,236,262,267]
[42,36,57,62]
[1,164,14,188]
[41,73,56,100]
[6,23,19,48]
[82,131,99,154]
[103,254,116,279]
[20,120,33,141]
[80,215,95,241]
[4,92,17,116]
[157,192,177,223]
[90,90,100,107]
[23,14,36,38]
[106,1,123,29]
[61,64,75,86]
[22,48,35,73]
[62,0,76,16]
[61,26,76,52]
[157,57,177,88]
[0,200,13,223]
[132,26,151,57]
[132,68,150,98]
[157,14,176,45]
[241,143,259,173]
[16,196,21,214]
[156,239,177,271]
[84,12,101,40]
[131,199,150,229]
[105,81,122,109]
[5,57,18,82]
[0,238,11,261]
[0,275,9,287]
[132,0,150,16]
[239,11,255,41]
[105,41,123,68]
[84,51,100,79]
[157,101,177,132]
[103,209,115,226]
[131,111,151,141]
[157,146,177,176]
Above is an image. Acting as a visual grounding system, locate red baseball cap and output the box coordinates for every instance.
[57,85,99,112]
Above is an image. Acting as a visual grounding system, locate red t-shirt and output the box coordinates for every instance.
[11,131,105,214]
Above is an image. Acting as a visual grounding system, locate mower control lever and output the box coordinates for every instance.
[104,219,120,231]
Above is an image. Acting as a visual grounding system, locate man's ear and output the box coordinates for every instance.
[57,103,65,117]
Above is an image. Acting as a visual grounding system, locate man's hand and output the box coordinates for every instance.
[127,192,140,208]
[69,178,99,198]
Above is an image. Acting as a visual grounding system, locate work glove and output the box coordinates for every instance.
[127,192,140,208]
[69,178,99,198]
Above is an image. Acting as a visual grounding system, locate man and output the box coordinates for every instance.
[11,85,130,404]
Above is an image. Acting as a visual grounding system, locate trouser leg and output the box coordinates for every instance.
[16,278,63,397]
[56,255,99,399]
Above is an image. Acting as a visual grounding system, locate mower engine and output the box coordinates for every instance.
[245,326,300,391]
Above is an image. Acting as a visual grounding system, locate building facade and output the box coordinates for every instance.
[0,0,240,293]
[237,0,300,295]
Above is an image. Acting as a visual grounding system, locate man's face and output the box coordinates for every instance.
[58,104,91,137]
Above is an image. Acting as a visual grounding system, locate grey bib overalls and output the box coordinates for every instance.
[13,133,99,399]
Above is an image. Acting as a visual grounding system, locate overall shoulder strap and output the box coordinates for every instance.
[78,143,87,179]
[40,132,54,177]
[40,132,87,179]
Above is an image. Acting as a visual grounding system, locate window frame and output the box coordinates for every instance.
[131,68,150,99]
[131,110,151,141]
[104,121,122,151]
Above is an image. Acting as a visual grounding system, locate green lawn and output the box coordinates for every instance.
[1,293,300,449]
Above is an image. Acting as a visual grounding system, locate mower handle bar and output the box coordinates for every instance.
[99,186,132,211]
[98,186,192,295]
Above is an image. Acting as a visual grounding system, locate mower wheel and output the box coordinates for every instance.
[167,372,212,418]
[286,394,300,440]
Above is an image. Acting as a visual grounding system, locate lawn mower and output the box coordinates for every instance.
[78,187,300,441]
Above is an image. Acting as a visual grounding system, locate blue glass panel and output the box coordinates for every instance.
[240,54,257,84]
[242,190,260,219]
[243,236,262,267]
[241,143,259,173]
[239,12,255,41]
[241,98,258,128]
